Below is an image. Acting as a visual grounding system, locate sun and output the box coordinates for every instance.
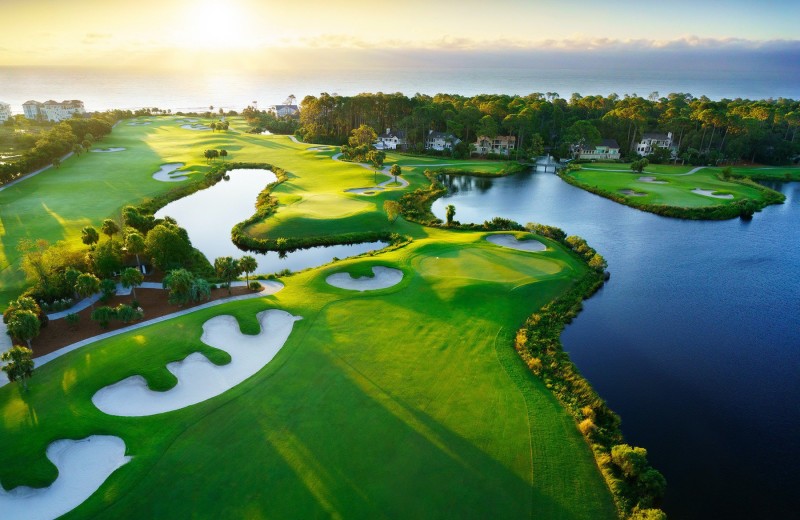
[176,0,253,50]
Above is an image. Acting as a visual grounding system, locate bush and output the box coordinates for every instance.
[65,313,79,329]
[249,281,262,291]
[90,306,115,329]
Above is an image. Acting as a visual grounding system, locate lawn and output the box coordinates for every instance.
[0,230,616,519]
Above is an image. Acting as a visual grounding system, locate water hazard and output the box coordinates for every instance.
[433,169,800,520]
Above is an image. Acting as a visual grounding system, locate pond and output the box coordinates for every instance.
[155,169,385,275]
[432,170,800,520]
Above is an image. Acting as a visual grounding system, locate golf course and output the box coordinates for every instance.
[0,116,636,518]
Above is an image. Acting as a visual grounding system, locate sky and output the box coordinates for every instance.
[1,0,799,70]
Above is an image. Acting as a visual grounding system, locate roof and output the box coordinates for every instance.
[379,129,406,139]
[270,104,298,110]
[23,100,42,105]
[599,139,619,149]
[642,132,670,140]
[427,131,456,140]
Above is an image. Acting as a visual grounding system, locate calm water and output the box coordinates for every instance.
[433,172,800,519]
[2,65,798,114]
[154,169,385,274]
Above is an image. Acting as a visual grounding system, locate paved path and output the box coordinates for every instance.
[0,152,75,193]
[0,281,284,388]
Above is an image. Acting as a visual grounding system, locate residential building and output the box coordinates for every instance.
[375,128,407,150]
[576,139,621,160]
[473,135,516,156]
[425,130,461,151]
[0,102,11,122]
[22,99,85,122]
[635,131,673,156]
[267,104,299,118]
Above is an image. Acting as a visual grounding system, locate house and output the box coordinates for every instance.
[634,132,673,156]
[576,139,621,160]
[473,135,516,156]
[0,102,11,122]
[375,128,407,150]
[267,104,299,118]
[22,99,85,121]
[425,130,461,151]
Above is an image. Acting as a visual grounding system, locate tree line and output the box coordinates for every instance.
[292,91,799,165]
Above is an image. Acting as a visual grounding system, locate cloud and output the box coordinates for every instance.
[81,33,112,45]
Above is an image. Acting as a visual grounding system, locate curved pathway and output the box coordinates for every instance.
[0,281,284,388]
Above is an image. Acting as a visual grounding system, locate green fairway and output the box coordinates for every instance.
[0,231,616,519]
[564,162,783,218]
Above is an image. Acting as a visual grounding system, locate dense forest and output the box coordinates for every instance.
[247,92,800,165]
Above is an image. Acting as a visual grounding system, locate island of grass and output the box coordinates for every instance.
[0,116,662,519]
[562,162,786,219]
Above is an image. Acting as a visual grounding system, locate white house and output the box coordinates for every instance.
[267,104,299,118]
[22,99,85,122]
[0,102,11,122]
[473,135,516,156]
[375,128,407,150]
[425,130,461,151]
[634,132,673,156]
[577,139,621,160]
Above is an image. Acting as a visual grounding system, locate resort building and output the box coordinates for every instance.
[375,128,407,150]
[634,131,673,156]
[425,130,461,151]
[0,102,11,122]
[267,104,299,118]
[473,135,516,156]
[576,139,621,160]
[22,100,85,122]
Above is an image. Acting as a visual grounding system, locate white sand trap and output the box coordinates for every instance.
[0,436,130,520]
[127,122,151,126]
[693,188,734,199]
[90,147,126,153]
[620,189,648,197]
[92,310,302,416]
[638,176,667,184]
[152,163,188,182]
[345,186,385,195]
[306,146,332,151]
[486,234,546,252]
[181,124,211,131]
[326,266,403,291]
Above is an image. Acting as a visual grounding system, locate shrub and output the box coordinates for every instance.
[91,306,115,329]
[65,313,79,329]
[249,281,262,291]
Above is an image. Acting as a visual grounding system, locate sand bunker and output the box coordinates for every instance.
[181,124,211,131]
[306,146,332,152]
[127,122,151,126]
[151,163,188,182]
[92,310,302,416]
[692,188,734,199]
[638,176,667,184]
[90,147,126,153]
[345,186,385,195]
[620,189,648,197]
[326,266,403,291]
[486,234,546,252]
[0,436,130,520]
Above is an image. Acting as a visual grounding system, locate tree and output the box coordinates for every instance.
[6,310,40,349]
[239,255,257,287]
[190,278,211,302]
[348,124,378,148]
[65,312,80,330]
[90,239,123,278]
[204,149,219,163]
[367,149,385,184]
[125,231,146,269]
[75,273,101,309]
[631,158,650,173]
[3,296,41,325]
[144,223,193,271]
[220,149,228,161]
[389,163,402,184]
[120,267,144,299]
[81,226,100,249]
[99,278,117,303]
[214,256,241,295]
[210,122,217,132]
[1,346,34,391]
[101,218,120,241]
[384,200,401,224]
[446,204,456,226]
[163,268,195,305]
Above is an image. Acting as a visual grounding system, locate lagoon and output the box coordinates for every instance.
[155,168,385,275]
[432,171,800,520]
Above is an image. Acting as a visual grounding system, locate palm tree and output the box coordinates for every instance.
[239,255,257,287]
[214,256,241,295]
[125,231,146,270]
[120,267,144,300]
[75,273,101,310]
[81,226,100,249]
[101,219,120,241]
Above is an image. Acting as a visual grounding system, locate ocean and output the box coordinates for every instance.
[2,64,799,114]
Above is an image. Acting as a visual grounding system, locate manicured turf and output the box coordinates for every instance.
[567,164,771,208]
[0,231,616,519]
[1,118,618,518]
